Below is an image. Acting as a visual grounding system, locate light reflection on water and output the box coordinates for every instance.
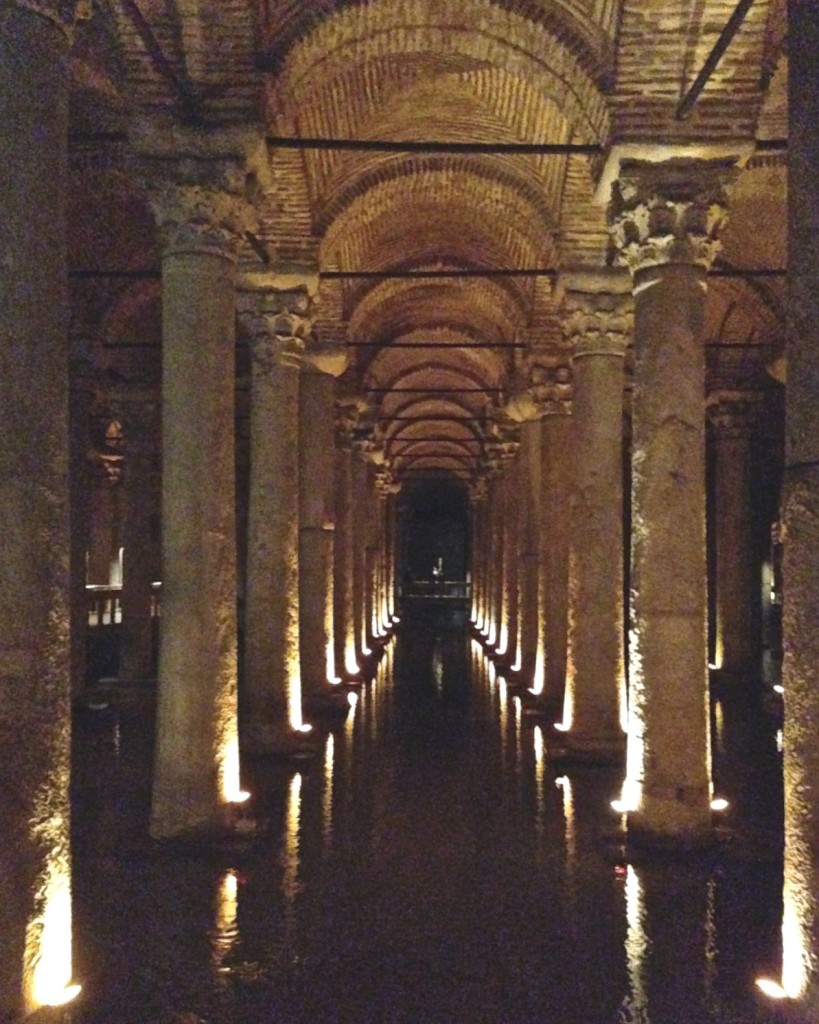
[71,606,784,1024]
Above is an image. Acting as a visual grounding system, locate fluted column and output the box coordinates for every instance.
[559,272,631,760]
[238,282,315,751]
[609,157,737,845]
[0,6,78,1015]
[706,391,763,685]
[141,134,261,838]
[777,4,819,1011]
[117,386,161,682]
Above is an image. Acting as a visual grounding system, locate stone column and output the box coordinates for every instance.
[500,454,522,665]
[706,390,763,686]
[609,157,736,846]
[298,340,348,713]
[0,5,77,1016]
[333,440,359,678]
[140,135,261,839]
[777,3,819,1011]
[238,281,315,752]
[489,474,506,648]
[117,386,161,683]
[559,273,631,760]
[538,410,572,712]
[516,419,542,684]
[351,450,370,664]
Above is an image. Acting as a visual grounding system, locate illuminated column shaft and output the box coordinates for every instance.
[781,5,819,1008]
[240,286,313,749]
[118,390,160,682]
[503,455,522,661]
[351,453,369,661]
[707,392,761,683]
[470,496,485,623]
[490,475,506,642]
[299,365,337,696]
[0,6,74,1014]
[539,411,572,709]
[333,444,357,675]
[145,153,254,837]
[611,159,735,843]
[517,418,542,682]
[562,276,630,757]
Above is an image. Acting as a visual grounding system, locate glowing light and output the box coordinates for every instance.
[220,734,247,804]
[347,691,359,709]
[554,720,570,732]
[774,684,784,694]
[495,622,508,657]
[530,646,545,696]
[26,867,82,1012]
[296,723,313,734]
[486,622,497,646]
[776,729,783,753]
[511,654,522,673]
[558,664,574,733]
[325,639,336,683]
[710,797,729,811]
[344,644,360,676]
[362,645,372,657]
[781,893,810,998]
[755,978,789,999]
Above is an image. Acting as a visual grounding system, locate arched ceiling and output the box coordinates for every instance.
[68,0,788,484]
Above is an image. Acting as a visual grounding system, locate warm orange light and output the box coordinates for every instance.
[710,797,729,812]
[755,978,789,999]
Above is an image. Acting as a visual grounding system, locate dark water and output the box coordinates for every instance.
[71,604,785,1024]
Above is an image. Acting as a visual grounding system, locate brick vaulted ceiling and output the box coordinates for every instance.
[69,0,788,482]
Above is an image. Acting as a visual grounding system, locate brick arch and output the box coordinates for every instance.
[347,278,523,353]
[264,1,610,144]
[315,152,561,237]
[322,176,553,305]
[260,0,614,94]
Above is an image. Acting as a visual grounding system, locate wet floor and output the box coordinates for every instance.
[71,603,785,1024]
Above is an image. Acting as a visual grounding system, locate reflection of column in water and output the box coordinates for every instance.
[282,772,303,943]
[322,733,335,852]
[343,691,358,822]
[513,693,522,776]
[555,775,576,904]
[498,676,509,764]
[622,863,712,1023]
[212,869,239,982]
[714,699,725,755]
[533,725,546,841]
[432,639,443,697]
[622,865,649,1023]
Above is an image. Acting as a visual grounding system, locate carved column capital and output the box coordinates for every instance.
[562,289,633,359]
[238,287,316,371]
[609,158,737,275]
[134,126,268,258]
[505,357,573,421]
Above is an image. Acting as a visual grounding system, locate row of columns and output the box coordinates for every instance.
[472,159,769,851]
[3,3,819,1018]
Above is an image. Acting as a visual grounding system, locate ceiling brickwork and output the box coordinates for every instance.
[69,0,788,482]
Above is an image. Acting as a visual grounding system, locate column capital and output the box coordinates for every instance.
[561,287,633,360]
[134,124,269,258]
[237,287,316,371]
[505,355,573,421]
[706,389,766,438]
[608,157,739,276]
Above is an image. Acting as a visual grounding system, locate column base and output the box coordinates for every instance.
[241,720,318,761]
[550,731,627,766]
[626,792,715,855]
[303,683,352,718]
